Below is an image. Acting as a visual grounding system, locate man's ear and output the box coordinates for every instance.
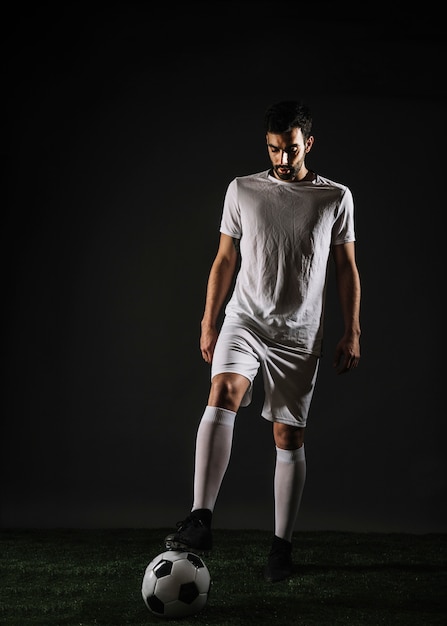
[305,135,314,153]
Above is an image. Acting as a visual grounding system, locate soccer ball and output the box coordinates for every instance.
[141,550,211,618]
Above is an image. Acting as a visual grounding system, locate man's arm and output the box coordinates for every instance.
[200,233,239,364]
[331,241,361,374]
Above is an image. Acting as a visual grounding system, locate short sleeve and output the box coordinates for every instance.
[332,186,356,245]
[220,179,242,239]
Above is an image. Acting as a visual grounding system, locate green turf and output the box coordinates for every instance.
[1,529,446,625]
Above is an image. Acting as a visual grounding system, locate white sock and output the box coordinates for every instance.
[192,405,236,512]
[274,445,306,543]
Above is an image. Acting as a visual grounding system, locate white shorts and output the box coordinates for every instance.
[211,319,319,427]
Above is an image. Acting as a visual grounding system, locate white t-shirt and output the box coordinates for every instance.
[219,169,356,355]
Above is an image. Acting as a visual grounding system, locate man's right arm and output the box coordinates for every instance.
[200,234,239,364]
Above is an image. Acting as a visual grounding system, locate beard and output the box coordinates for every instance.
[273,164,299,181]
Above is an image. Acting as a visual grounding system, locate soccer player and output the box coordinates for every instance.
[164,100,361,582]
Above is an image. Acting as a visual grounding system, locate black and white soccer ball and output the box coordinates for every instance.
[141,550,211,618]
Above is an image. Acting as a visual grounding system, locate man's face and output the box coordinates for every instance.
[266,128,313,182]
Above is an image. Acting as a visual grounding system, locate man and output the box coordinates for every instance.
[164,100,361,582]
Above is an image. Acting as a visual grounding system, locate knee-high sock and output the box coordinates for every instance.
[192,405,236,513]
[274,445,306,542]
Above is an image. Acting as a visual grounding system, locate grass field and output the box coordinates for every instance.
[1,529,446,625]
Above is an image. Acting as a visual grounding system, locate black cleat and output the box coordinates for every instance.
[164,513,212,555]
[264,536,293,582]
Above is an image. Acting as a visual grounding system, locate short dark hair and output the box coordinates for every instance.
[264,100,313,139]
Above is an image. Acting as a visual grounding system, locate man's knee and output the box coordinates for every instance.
[208,373,250,412]
[273,422,305,449]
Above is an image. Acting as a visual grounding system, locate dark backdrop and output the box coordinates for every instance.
[4,2,445,534]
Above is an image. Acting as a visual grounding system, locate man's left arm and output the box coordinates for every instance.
[331,241,361,374]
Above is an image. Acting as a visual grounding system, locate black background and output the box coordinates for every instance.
[4,2,445,533]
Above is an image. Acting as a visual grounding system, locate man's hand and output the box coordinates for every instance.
[200,324,219,364]
[333,335,360,374]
